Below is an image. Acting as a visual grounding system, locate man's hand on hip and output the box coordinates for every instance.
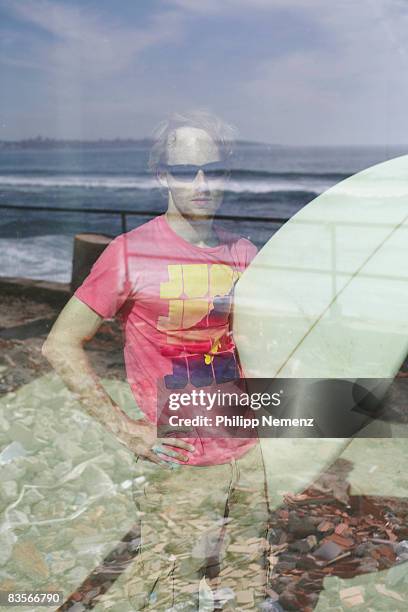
[120,417,195,468]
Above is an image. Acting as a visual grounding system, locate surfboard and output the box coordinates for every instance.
[233,155,408,493]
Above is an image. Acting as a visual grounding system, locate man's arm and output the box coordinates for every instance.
[42,296,193,464]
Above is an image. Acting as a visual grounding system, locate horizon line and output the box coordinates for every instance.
[1,137,408,149]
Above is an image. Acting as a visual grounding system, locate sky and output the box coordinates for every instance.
[1,0,408,145]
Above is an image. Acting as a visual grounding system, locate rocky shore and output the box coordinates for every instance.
[1,279,408,611]
[0,278,125,396]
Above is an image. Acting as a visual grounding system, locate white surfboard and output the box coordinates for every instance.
[234,155,408,498]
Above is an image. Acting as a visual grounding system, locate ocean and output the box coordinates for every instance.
[0,142,406,282]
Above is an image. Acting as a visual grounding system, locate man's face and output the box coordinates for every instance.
[162,127,226,219]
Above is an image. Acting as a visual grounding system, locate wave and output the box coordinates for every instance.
[0,168,349,179]
[0,235,72,282]
[0,175,157,190]
[0,224,269,282]
[231,169,348,181]
[0,170,346,195]
[226,180,326,194]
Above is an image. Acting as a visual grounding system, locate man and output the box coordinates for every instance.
[43,111,271,611]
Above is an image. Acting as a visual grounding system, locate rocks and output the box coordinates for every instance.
[296,573,322,591]
[354,541,376,557]
[2,291,408,611]
[259,598,284,611]
[0,461,26,481]
[0,480,19,503]
[339,585,365,607]
[66,604,87,612]
[0,441,30,464]
[314,541,344,563]
[0,410,10,432]
[67,566,88,584]
[266,456,408,610]
[0,345,143,609]
[8,423,39,451]
[52,460,74,480]
[279,589,302,610]
[296,555,318,571]
[0,531,17,566]
[274,561,297,573]
[267,527,285,546]
[289,535,317,553]
[316,519,335,534]
[357,558,379,573]
[386,562,408,587]
[7,509,29,526]
[48,551,76,574]
[287,512,319,538]
[279,552,299,564]
[19,487,44,506]
[54,438,86,462]
[11,540,49,579]
[395,539,408,562]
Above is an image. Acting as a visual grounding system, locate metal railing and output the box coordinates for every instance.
[0,203,289,234]
[2,202,408,295]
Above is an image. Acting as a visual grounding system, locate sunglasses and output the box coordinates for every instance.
[162,161,230,183]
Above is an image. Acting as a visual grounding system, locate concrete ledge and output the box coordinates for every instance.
[0,276,71,308]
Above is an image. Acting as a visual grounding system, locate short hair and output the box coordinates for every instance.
[148,109,237,174]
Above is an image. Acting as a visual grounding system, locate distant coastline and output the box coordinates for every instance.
[0,137,154,150]
[0,137,268,150]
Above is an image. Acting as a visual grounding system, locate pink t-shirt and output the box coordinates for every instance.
[74,214,258,465]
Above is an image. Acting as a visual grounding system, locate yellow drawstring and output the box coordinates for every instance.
[204,339,221,365]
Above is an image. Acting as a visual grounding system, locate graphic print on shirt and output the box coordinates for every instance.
[157,263,241,389]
